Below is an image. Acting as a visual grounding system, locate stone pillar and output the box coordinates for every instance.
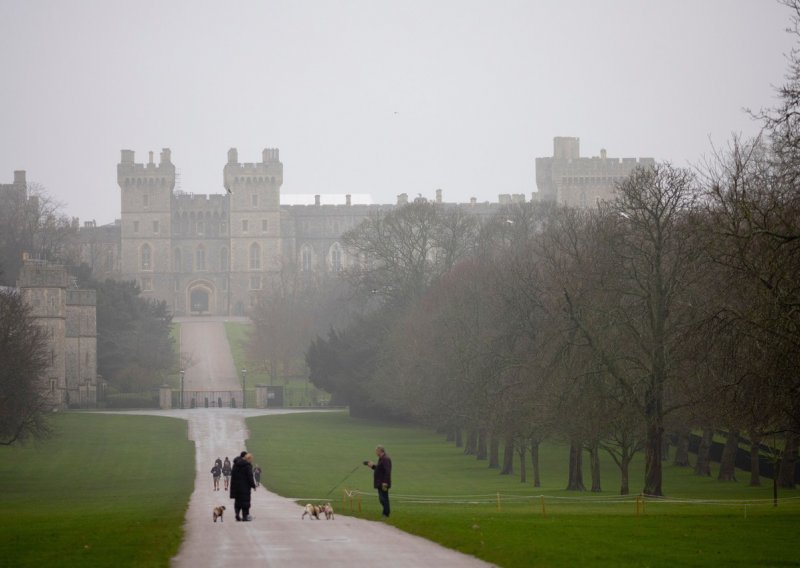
[159,386,172,410]
[255,384,268,409]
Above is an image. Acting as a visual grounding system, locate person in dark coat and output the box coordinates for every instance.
[222,457,232,490]
[230,451,256,521]
[364,444,392,518]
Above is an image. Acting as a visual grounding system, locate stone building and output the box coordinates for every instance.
[535,137,655,207]
[16,257,98,408]
[71,137,654,316]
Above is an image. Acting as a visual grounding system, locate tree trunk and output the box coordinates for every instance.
[446,429,455,443]
[464,429,478,455]
[695,429,713,477]
[566,440,585,491]
[661,431,670,461]
[749,432,761,487]
[488,432,500,469]
[476,430,488,461]
[531,439,541,488]
[589,440,602,493]
[517,444,527,483]
[500,433,514,475]
[455,428,463,448]
[778,432,798,489]
[643,418,664,496]
[673,429,691,467]
[717,430,739,482]
[620,452,631,496]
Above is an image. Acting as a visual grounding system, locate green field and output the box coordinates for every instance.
[246,411,800,568]
[0,413,194,567]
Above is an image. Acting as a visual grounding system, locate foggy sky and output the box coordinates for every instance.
[0,0,793,224]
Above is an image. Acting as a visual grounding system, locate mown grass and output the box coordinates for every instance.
[247,411,800,568]
[0,413,194,567]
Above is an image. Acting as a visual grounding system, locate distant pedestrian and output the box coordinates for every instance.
[210,462,222,491]
[222,456,232,490]
[363,444,392,518]
[253,465,262,487]
[230,451,256,521]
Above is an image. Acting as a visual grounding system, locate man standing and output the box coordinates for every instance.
[230,451,256,521]
[364,444,392,518]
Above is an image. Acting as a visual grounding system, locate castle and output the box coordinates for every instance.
[72,137,652,317]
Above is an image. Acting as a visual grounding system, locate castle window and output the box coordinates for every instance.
[242,220,249,233]
[141,244,152,271]
[221,247,229,271]
[221,221,227,234]
[153,220,160,234]
[106,252,114,272]
[300,246,312,272]
[252,194,258,207]
[249,243,261,270]
[249,275,262,290]
[329,243,342,272]
[133,221,140,234]
[143,194,149,207]
[173,248,182,271]
[142,277,153,291]
[197,221,204,236]
[196,245,206,271]
[262,219,268,233]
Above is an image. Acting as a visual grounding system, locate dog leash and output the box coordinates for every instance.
[324,464,362,497]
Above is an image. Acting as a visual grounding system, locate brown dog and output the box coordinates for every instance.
[321,503,335,520]
[301,503,321,520]
[213,505,226,522]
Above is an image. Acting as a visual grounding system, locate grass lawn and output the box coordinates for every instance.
[247,411,800,568]
[0,413,194,567]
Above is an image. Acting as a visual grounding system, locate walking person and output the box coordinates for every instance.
[222,456,232,491]
[230,451,256,521]
[210,461,222,491]
[253,465,262,487]
[363,444,392,518]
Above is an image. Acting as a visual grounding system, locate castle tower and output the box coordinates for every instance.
[17,258,70,407]
[117,149,175,299]
[223,148,283,315]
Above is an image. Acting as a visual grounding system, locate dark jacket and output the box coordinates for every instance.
[372,454,392,490]
[222,460,232,476]
[229,457,255,502]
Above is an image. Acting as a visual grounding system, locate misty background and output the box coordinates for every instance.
[0,0,792,223]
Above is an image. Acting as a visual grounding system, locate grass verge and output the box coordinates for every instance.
[0,413,194,567]
[246,411,800,568]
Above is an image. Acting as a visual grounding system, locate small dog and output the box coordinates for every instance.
[321,503,335,520]
[213,505,226,522]
[301,503,321,520]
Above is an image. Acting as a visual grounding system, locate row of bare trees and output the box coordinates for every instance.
[305,2,800,495]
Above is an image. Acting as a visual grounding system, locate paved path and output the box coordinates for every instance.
[155,317,492,566]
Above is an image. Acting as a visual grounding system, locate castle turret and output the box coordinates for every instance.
[117,148,175,298]
[223,148,283,314]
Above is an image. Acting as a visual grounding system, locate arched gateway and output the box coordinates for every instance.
[187,281,216,315]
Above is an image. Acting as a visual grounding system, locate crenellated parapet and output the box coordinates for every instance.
[117,148,176,190]
[223,147,283,192]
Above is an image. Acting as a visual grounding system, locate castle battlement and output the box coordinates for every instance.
[173,193,229,211]
[118,149,176,189]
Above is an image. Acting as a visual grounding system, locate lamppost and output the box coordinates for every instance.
[180,369,185,410]
[241,368,247,409]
